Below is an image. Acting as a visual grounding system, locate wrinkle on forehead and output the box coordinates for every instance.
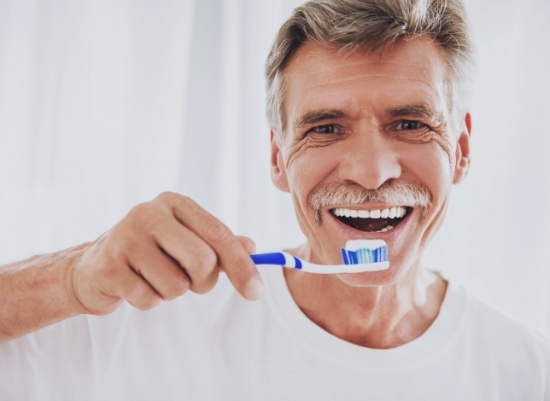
[286,37,447,82]
[281,37,452,135]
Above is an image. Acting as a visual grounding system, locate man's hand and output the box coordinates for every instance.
[69,192,264,315]
[0,192,263,342]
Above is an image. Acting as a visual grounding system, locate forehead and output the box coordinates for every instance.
[282,37,449,127]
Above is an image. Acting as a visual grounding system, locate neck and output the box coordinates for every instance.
[284,248,447,349]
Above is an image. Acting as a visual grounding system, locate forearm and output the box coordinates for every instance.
[0,244,88,342]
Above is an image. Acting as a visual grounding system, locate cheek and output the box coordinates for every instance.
[283,143,339,190]
[401,141,454,197]
[283,146,342,224]
[431,133,456,172]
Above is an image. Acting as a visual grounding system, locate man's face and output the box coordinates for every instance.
[270,36,471,286]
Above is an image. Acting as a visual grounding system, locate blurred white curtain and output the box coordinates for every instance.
[0,0,549,335]
[0,0,305,256]
[0,0,199,251]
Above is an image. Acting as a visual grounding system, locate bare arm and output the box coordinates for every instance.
[0,245,88,342]
[0,192,263,343]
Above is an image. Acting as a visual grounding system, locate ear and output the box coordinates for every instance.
[270,129,290,192]
[452,113,472,184]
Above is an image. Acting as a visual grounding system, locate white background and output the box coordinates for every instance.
[1,0,549,335]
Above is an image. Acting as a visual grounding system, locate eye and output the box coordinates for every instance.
[396,120,428,131]
[387,119,437,144]
[308,124,340,135]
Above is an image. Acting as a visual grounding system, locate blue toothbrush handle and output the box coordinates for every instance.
[250,252,302,269]
[250,253,286,265]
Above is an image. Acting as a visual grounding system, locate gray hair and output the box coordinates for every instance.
[265,0,476,135]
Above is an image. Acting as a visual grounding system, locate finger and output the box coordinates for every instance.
[166,194,264,300]
[128,243,191,300]
[218,236,256,273]
[126,278,162,311]
[151,219,220,294]
[219,240,264,301]
[101,263,163,311]
[237,236,256,255]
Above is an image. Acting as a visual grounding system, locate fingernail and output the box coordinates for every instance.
[244,276,264,300]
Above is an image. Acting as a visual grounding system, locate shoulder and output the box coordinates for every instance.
[456,283,550,363]
[439,281,550,398]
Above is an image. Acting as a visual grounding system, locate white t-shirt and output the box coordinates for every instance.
[1,266,549,400]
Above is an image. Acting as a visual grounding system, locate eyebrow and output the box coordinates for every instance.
[294,104,446,129]
[387,104,444,124]
[295,109,345,129]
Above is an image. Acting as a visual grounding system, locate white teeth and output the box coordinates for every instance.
[332,207,406,233]
[376,225,394,233]
[369,209,381,219]
[332,206,408,219]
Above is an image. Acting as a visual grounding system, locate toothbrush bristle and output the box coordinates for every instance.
[341,240,388,265]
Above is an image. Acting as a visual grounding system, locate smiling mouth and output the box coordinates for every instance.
[331,206,410,233]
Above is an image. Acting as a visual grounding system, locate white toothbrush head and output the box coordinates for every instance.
[341,239,388,266]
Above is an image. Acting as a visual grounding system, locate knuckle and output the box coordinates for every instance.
[203,220,232,245]
[173,195,198,217]
[128,284,160,311]
[123,200,169,234]
[125,202,163,224]
[155,191,177,204]
[156,192,192,210]
[126,202,152,221]
[172,193,192,206]
[103,228,137,261]
[190,270,219,295]
[193,246,218,274]
[133,297,160,311]
[163,276,190,300]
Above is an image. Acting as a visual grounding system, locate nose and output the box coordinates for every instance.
[338,130,401,189]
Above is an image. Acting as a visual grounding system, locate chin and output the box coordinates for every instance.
[335,265,403,288]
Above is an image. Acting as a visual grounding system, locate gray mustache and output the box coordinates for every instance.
[309,180,431,223]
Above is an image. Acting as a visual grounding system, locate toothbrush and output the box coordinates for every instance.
[250,239,389,274]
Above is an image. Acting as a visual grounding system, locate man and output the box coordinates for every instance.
[1,0,549,399]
